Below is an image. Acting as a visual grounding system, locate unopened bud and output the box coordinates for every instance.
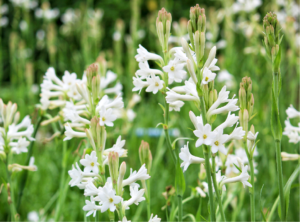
[117,161,126,195]
[186,59,198,84]
[86,63,98,89]
[239,87,246,110]
[213,89,218,103]
[92,75,101,102]
[108,151,119,189]
[281,152,300,161]
[249,94,254,117]
[194,31,201,64]
[200,32,205,59]
[187,21,195,49]
[139,141,152,172]
[209,90,214,109]
[242,109,249,131]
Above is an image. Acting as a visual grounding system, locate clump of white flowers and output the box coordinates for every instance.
[0,99,37,171]
[283,105,300,144]
[65,63,158,221]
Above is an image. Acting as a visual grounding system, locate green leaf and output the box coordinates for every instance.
[233,163,242,173]
[156,122,164,128]
[175,149,186,197]
[268,164,300,221]
[273,44,281,74]
[259,184,267,222]
[270,86,282,140]
[158,103,165,113]
[183,214,197,222]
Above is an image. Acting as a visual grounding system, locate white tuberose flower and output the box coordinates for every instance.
[135,45,163,63]
[179,142,205,172]
[122,164,150,187]
[95,183,122,212]
[163,59,187,84]
[149,214,161,222]
[80,151,99,174]
[146,74,164,94]
[201,67,216,85]
[193,123,216,147]
[211,129,229,154]
[286,105,300,119]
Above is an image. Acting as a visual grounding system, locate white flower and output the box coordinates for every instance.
[196,186,206,198]
[99,108,117,127]
[226,126,245,142]
[189,111,203,130]
[232,0,262,13]
[201,67,216,84]
[146,75,164,94]
[225,154,240,175]
[215,170,226,191]
[84,180,102,196]
[286,105,300,119]
[10,137,30,154]
[95,183,122,212]
[163,59,187,84]
[149,214,161,222]
[217,70,235,88]
[83,198,101,217]
[27,211,39,222]
[7,124,35,141]
[123,186,145,208]
[122,164,150,187]
[179,142,205,172]
[169,101,184,111]
[135,45,163,63]
[104,136,127,158]
[68,163,84,187]
[203,46,220,71]
[80,151,99,174]
[211,129,229,154]
[29,157,37,171]
[221,165,252,188]
[283,130,300,144]
[136,61,163,79]
[281,152,300,161]
[215,112,239,131]
[194,123,216,147]
[132,76,149,93]
[64,123,86,141]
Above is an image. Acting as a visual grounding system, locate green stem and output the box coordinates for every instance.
[199,96,215,221]
[6,158,18,222]
[54,140,69,221]
[249,157,256,221]
[17,115,43,211]
[163,100,176,164]
[147,180,151,219]
[178,195,183,222]
[273,70,285,221]
[211,156,226,221]
[203,148,215,222]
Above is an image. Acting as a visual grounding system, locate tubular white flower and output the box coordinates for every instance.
[135,44,163,63]
[283,131,300,144]
[80,151,100,174]
[132,75,149,93]
[221,165,252,188]
[145,75,164,94]
[136,61,163,79]
[189,111,203,130]
[286,105,300,119]
[211,128,229,154]
[100,70,117,90]
[104,82,123,95]
[225,154,240,175]
[208,95,239,117]
[181,38,195,64]
[122,164,150,187]
[149,214,161,222]
[174,47,188,63]
[225,126,245,143]
[99,108,117,127]
[169,101,184,111]
[64,123,86,141]
[83,198,101,217]
[186,59,198,84]
[163,59,187,84]
[194,123,216,147]
[123,186,145,209]
[281,152,300,161]
[84,180,102,196]
[203,46,220,71]
[7,124,35,141]
[179,142,205,172]
[215,112,239,131]
[201,67,216,85]
[95,183,122,213]
[166,89,198,103]
[9,137,30,154]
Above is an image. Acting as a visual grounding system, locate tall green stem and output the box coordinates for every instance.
[249,157,256,221]
[178,195,183,222]
[6,158,17,222]
[211,156,226,221]
[54,141,69,221]
[273,70,285,221]
[199,96,215,221]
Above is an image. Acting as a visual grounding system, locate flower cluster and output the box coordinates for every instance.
[0,99,37,171]
[283,105,300,144]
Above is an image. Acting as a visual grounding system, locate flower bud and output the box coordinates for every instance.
[241,109,249,131]
[239,87,246,110]
[108,151,119,189]
[85,129,96,150]
[249,94,254,117]
[209,90,214,109]
[92,75,101,102]
[187,21,195,49]
[194,31,201,64]
[86,63,98,90]
[186,59,198,84]
[156,8,172,51]
[281,152,300,161]
[139,141,152,172]
[117,161,126,195]
[200,32,205,59]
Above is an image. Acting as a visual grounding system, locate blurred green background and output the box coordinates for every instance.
[0,0,299,221]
